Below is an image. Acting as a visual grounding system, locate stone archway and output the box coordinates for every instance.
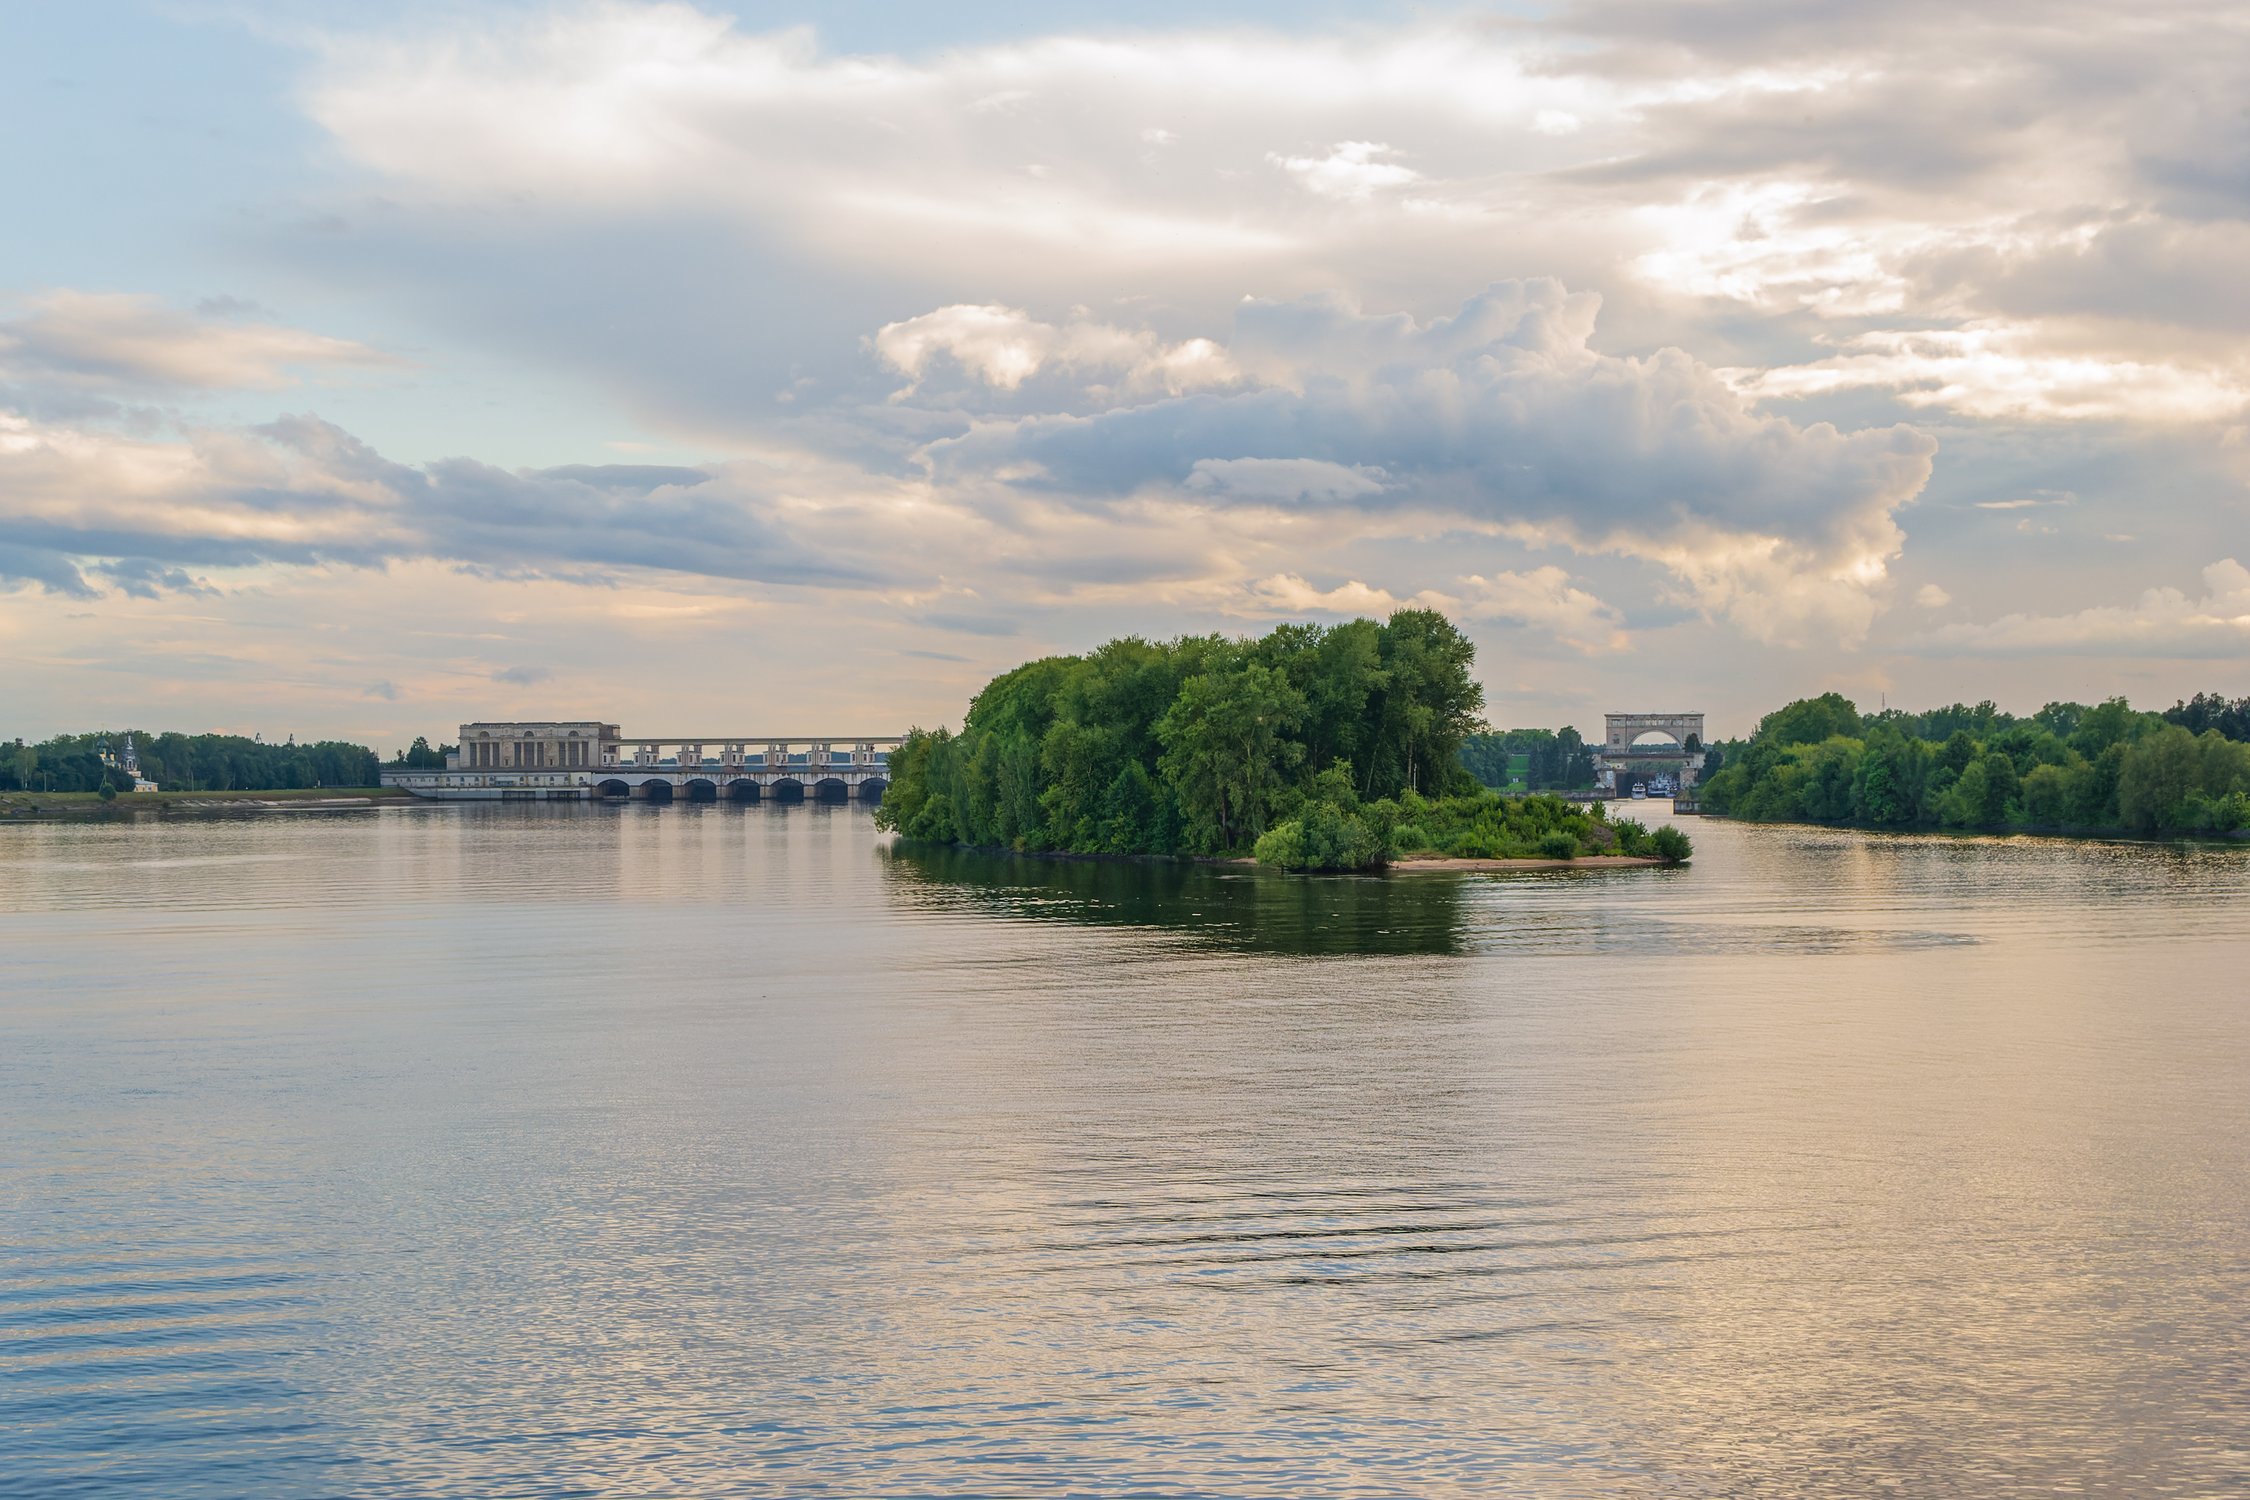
[1603,712,1704,751]
[1596,712,1708,795]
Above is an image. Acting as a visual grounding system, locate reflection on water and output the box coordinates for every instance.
[2,805,2248,1497]
[880,836,1996,958]
[880,842,1472,955]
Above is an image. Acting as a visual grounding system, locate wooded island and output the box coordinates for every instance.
[874,611,1689,871]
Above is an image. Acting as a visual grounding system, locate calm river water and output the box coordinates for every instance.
[3,805,2247,1498]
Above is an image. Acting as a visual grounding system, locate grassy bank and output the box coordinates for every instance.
[0,787,410,820]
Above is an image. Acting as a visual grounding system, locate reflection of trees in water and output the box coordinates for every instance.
[878,843,1465,956]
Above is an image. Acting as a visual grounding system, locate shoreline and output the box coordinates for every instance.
[0,788,412,822]
[1240,853,1673,872]
[887,838,1674,873]
[1385,852,1671,872]
[1698,811,2250,844]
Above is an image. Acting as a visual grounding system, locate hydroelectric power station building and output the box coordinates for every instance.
[381,722,899,803]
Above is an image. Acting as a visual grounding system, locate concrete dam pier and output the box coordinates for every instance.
[381,721,901,803]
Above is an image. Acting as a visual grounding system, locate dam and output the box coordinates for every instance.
[380,721,902,803]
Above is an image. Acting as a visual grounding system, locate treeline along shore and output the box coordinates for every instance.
[19,656,2236,847]
[0,732,468,801]
[1698,692,2250,836]
[3,731,384,797]
[875,610,1690,872]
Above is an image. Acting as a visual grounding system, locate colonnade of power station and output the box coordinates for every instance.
[380,721,902,803]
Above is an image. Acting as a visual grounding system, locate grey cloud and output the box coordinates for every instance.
[907,280,1939,643]
[257,415,871,586]
[93,558,217,599]
[1559,0,2168,69]
[365,679,400,700]
[1562,81,2027,193]
[910,611,1020,637]
[931,282,1933,565]
[529,464,711,492]
[0,411,881,601]
[492,664,553,685]
[0,542,96,598]
[1927,217,2250,334]
[418,456,869,586]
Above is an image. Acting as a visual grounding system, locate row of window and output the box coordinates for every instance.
[465,740,596,768]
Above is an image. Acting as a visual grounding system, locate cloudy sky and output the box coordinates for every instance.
[5,0,2247,746]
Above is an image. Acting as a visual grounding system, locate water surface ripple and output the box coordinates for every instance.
[3,807,2247,1496]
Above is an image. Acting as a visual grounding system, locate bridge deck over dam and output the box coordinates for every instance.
[381,721,903,803]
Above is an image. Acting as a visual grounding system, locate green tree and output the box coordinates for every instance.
[2069,697,2147,759]
[1156,661,1309,852]
[1261,618,1385,776]
[1937,730,1978,777]
[1364,609,1485,799]
[1254,794,1391,871]
[1798,737,1862,821]
[2020,763,2070,827]
[1937,760,1989,827]
[1098,760,1166,854]
[1757,693,1863,749]
[1979,752,2021,826]
[2118,725,2221,832]
[394,736,450,770]
[1851,737,1910,825]
[2033,701,2090,740]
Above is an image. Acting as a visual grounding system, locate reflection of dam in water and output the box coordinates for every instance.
[383,720,901,803]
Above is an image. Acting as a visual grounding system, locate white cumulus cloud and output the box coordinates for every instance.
[1916,560,2250,657]
[1268,141,1420,201]
[873,304,1237,397]
[1456,568,1630,653]
[1741,326,2250,424]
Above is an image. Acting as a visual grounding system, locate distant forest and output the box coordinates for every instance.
[3,731,384,793]
[1700,692,2250,835]
[1458,727,1601,790]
